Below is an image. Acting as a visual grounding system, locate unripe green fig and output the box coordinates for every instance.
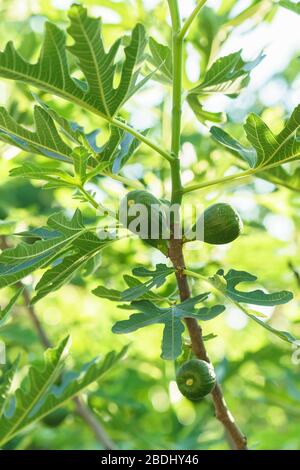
[43,408,69,427]
[120,190,169,253]
[176,359,216,400]
[189,203,242,245]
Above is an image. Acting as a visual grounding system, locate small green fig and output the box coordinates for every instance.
[176,359,216,400]
[189,203,243,245]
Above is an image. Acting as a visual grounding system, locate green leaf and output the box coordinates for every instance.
[72,147,89,184]
[47,209,84,237]
[1,99,106,177]
[244,106,300,168]
[93,285,123,302]
[0,336,70,446]
[0,13,148,174]
[222,0,273,28]
[187,95,226,125]
[111,128,147,174]
[0,210,94,288]
[0,288,23,327]
[208,269,296,345]
[121,264,175,301]
[29,210,113,302]
[0,236,69,288]
[210,126,257,167]
[0,106,72,163]
[215,269,293,306]
[31,253,88,304]
[123,274,168,302]
[10,162,68,181]
[11,152,110,190]
[0,359,19,419]
[99,124,146,174]
[10,162,75,191]
[112,295,225,360]
[20,346,127,438]
[0,22,80,106]
[246,311,298,344]
[16,227,61,241]
[93,273,168,303]
[148,37,172,84]
[67,4,146,117]
[264,166,300,192]
[211,104,300,171]
[32,233,110,303]
[48,211,113,253]
[0,6,146,119]
[32,94,103,159]
[67,4,120,117]
[203,333,218,342]
[279,1,300,14]
[32,94,83,145]
[0,339,127,446]
[189,51,264,96]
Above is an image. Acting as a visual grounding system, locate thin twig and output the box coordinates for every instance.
[183,155,300,195]
[288,261,300,289]
[72,397,116,450]
[22,286,117,450]
[178,0,208,40]
[22,288,51,349]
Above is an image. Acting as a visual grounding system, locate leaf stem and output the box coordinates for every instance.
[80,175,143,212]
[183,268,284,333]
[167,0,183,204]
[110,117,174,163]
[178,0,208,40]
[183,153,300,194]
[18,277,116,450]
[182,268,207,282]
[79,186,99,209]
[183,168,254,193]
[104,172,145,190]
[167,0,181,32]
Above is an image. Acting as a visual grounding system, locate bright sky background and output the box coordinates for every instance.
[16,0,300,118]
[177,0,300,115]
[96,0,299,126]
[1,0,298,326]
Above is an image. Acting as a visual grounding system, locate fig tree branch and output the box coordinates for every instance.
[183,154,300,195]
[168,243,248,449]
[167,0,247,450]
[110,117,174,163]
[178,0,208,40]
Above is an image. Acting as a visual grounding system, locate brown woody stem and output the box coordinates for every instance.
[166,0,247,450]
[168,238,248,450]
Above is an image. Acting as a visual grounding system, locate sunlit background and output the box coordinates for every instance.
[0,0,300,450]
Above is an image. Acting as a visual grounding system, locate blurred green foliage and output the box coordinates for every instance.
[0,0,299,450]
